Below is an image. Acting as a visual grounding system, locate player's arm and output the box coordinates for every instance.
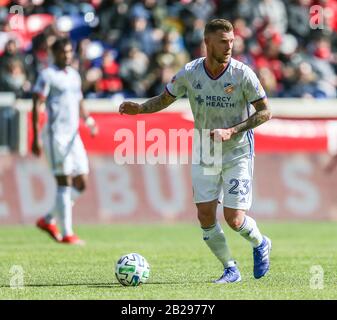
[211,97,272,141]
[79,99,98,136]
[232,97,272,133]
[119,90,176,115]
[31,93,45,156]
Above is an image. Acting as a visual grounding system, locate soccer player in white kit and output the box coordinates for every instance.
[119,19,272,282]
[32,38,98,245]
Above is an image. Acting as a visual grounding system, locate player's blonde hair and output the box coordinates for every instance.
[204,19,234,36]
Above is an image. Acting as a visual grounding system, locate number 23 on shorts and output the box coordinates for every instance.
[228,178,250,195]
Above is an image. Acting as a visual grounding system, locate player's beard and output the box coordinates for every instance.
[56,59,71,69]
[211,49,231,64]
[214,53,231,64]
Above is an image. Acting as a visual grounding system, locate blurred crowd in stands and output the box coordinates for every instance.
[0,0,336,100]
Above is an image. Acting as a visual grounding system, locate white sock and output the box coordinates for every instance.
[202,222,235,268]
[71,187,82,205]
[44,212,56,224]
[44,199,58,224]
[56,186,73,237]
[238,216,263,248]
[45,187,80,224]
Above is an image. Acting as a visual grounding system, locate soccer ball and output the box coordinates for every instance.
[115,253,150,286]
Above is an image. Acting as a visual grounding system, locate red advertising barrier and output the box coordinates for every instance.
[27,113,335,154]
[1,112,335,224]
[1,153,337,224]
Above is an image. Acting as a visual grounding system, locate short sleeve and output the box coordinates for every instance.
[165,67,187,99]
[242,66,266,104]
[32,71,50,99]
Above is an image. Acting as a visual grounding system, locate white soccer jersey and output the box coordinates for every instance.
[33,65,83,139]
[166,57,266,165]
[33,65,88,176]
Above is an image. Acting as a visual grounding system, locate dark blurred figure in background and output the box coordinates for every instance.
[119,44,150,97]
[0,39,23,71]
[0,58,31,98]
[96,50,123,97]
[146,29,190,96]
[118,5,163,57]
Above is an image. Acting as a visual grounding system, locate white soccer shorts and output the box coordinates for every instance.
[43,132,89,176]
[191,155,254,210]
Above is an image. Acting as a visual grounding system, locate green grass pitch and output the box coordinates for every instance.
[0,222,336,299]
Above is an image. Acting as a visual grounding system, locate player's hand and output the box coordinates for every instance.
[85,116,98,137]
[119,102,142,115]
[210,128,235,142]
[32,139,42,157]
[90,123,98,137]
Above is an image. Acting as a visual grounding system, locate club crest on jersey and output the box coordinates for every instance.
[224,83,234,94]
[192,80,203,90]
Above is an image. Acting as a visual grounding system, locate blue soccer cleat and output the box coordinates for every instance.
[253,236,272,279]
[214,266,241,284]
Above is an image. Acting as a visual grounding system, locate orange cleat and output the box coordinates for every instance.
[61,234,85,245]
[36,217,62,242]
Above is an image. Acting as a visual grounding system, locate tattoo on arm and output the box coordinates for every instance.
[140,91,176,114]
[233,98,272,134]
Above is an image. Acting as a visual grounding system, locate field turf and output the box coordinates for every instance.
[0,222,336,300]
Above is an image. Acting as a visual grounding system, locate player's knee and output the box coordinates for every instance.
[74,181,86,192]
[225,215,244,230]
[73,176,87,192]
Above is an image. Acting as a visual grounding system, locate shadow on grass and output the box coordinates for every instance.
[89,280,212,288]
[0,280,212,289]
[0,282,120,288]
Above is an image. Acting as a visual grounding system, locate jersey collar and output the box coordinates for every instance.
[203,58,231,80]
